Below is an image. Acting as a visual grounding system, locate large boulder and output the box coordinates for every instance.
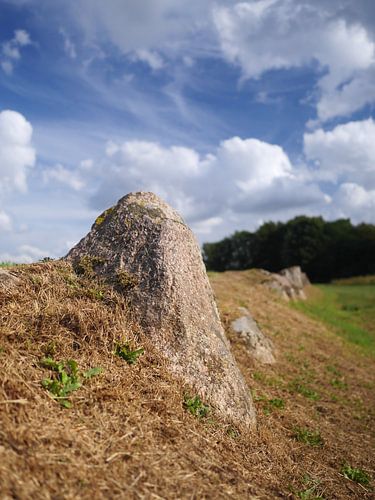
[280,266,305,290]
[66,192,256,427]
[261,266,309,300]
[231,307,275,364]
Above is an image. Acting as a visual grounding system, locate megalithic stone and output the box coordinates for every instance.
[66,192,256,427]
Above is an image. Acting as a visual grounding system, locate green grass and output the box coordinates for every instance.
[293,427,324,447]
[183,394,210,418]
[341,464,371,486]
[293,284,375,355]
[40,357,102,408]
[114,342,144,364]
[0,262,16,268]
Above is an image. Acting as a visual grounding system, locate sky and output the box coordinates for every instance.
[0,0,375,262]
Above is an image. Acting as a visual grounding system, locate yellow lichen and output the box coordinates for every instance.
[94,207,115,227]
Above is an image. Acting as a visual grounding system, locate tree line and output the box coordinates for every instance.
[202,216,375,282]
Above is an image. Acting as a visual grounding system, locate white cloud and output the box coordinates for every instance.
[60,28,77,59]
[14,29,31,46]
[0,211,12,231]
[133,49,164,70]
[0,244,50,264]
[332,183,375,223]
[74,0,210,54]
[1,61,13,75]
[213,0,375,121]
[1,29,32,74]
[89,136,326,228]
[0,109,35,192]
[304,118,375,188]
[43,163,86,191]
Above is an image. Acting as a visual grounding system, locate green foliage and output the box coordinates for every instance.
[40,357,102,408]
[114,342,144,364]
[183,394,210,418]
[296,475,325,499]
[341,464,371,486]
[293,427,324,447]
[252,390,285,414]
[203,215,375,283]
[288,379,320,400]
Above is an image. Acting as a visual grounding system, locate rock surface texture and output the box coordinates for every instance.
[261,266,309,300]
[0,269,20,289]
[66,192,256,427]
[231,307,275,364]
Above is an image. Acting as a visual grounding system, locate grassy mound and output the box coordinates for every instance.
[0,263,374,498]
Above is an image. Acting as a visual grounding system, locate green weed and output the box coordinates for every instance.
[40,357,102,408]
[296,475,325,499]
[330,378,347,389]
[183,394,210,418]
[114,342,144,364]
[289,379,320,401]
[341,464,371,486]
[293,427,324,447]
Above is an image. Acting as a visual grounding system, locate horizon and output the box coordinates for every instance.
[1,0,375,262]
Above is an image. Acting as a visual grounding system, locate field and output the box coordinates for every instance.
[293,282,375,356]
[0,263,374,498]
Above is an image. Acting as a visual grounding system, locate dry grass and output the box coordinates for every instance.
[0,263,374,499]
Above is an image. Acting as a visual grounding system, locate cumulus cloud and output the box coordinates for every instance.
[0,109,35,192]
[213,0,375,121]
[304,118,375,188]
[1,29,31,74]
[332,183,375,224]
[89,136,326,229]
[304,118,375,223]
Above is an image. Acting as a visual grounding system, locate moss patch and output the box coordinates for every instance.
[116,269,138,291]
[73,256,105,278]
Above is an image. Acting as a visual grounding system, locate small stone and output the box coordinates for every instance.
[231,307,275,364]
[0,270,20,289]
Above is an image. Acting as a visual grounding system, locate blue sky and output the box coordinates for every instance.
[1,0,375,262]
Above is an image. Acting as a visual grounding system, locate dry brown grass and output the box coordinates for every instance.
[0,263,374,499]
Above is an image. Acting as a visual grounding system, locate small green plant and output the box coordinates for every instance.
[296,474,325,499]
[269,397,285,409]
[114,342,144,364]
[330,378,347,389]
[40,357,102,408]
[289,379,320,401]
[293,427,324,447]
[341,464,371,486]
[183,394,210,418]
